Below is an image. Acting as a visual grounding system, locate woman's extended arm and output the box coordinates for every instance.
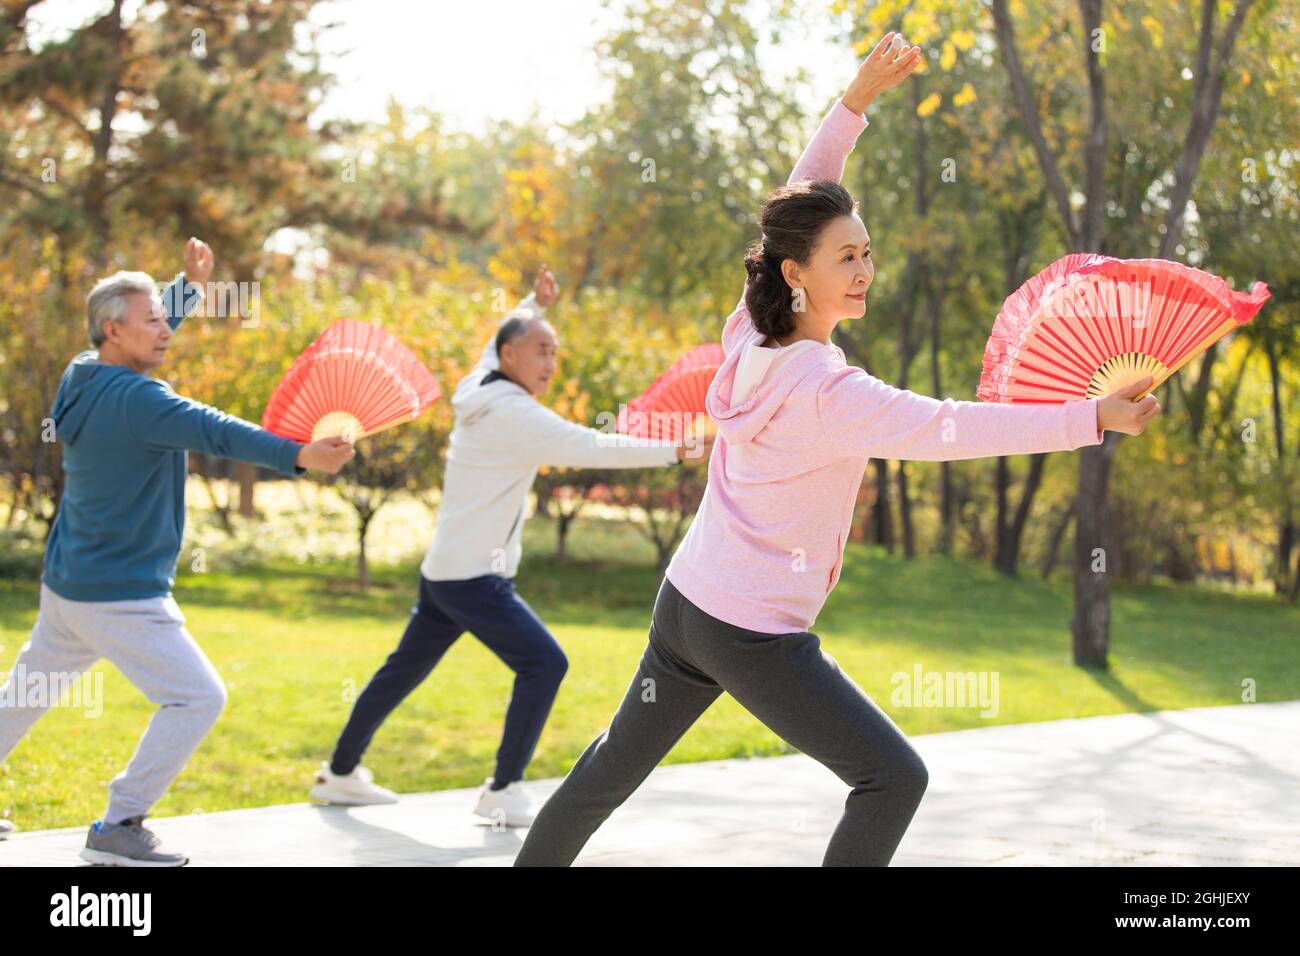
[721,32,924,352]
[816,368,1161,461]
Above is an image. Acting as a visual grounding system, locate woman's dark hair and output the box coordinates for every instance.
[743,179,857,340]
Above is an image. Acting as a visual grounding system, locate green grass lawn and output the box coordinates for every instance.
[2,517,1296,830]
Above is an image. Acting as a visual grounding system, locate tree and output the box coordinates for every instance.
[989,0,1261,666]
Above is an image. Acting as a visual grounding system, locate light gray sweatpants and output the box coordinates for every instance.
[0,583,227,825]
[514,576,929,866]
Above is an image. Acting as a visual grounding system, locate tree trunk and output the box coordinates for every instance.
[357,512,372,589]
[928,263,955,556]
[1279,519,1296,597]
[1264,330,1294,596]
[872,458,894,553]
[1163,528,1198,582]
[889,82,931,562]
[82,0,125,272]
[4,477,19,529]
[557,512,572,560]
[995,457,1011,572]
[992,201,1047,577]
[193,455,235,535]
[897,463,915,558]
[992,0,1255,667]
[1040,504,1076,580]
[1071,435,1121,668]
[996,453,1047,576]
[237,461,258,518]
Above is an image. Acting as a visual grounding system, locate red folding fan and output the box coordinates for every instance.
[261,320,441,443]
[617,343,723,441]
[977,254,1270,404]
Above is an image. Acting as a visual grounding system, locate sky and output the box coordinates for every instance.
[23,0,863,133]
[22,0,865,267]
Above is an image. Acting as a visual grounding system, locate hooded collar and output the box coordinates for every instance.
[705,328,841,444]
[49,351,140,444]
[452,363,530,424]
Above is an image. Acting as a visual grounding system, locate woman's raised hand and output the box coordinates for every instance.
[842,31,925,115]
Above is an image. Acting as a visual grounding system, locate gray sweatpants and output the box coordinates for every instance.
[0,584,227,825]
[514,577,928,866]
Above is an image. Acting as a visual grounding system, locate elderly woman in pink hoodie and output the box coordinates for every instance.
[515,32,1160,867]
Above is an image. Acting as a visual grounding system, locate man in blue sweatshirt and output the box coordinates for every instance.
[0,238,355,866]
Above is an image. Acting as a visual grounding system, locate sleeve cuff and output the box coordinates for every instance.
[830,98,870,138]
[1066,399,1104,448]
[176,272,205,316]
[509,291,545,320]
[278,438,305,477]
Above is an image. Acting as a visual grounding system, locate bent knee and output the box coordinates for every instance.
[184,677,228,720]
[852,745,928,799]
[544,651,570,683]
[894,750,928,798]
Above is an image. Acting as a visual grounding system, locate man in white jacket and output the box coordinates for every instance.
[310,266,708,825]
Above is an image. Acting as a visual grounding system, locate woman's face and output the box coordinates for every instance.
[781,213,874,328]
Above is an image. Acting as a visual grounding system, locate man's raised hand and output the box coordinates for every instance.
[842,31,925,115]
[183,237,214,287]
[534,263,559,308]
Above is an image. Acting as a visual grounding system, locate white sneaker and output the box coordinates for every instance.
[473,776,535,827]
[309,761,399,806]
[0,819,14,840]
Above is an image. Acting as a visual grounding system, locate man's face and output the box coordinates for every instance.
[103,291,173,373]
[499,320,559,396]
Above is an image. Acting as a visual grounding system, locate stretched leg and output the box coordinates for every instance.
[52,593,230,825]
[330,575,464,775]
[436,576,568,785]
[680,590,927,866]
[514,579,722,866]
[0,586,100,765]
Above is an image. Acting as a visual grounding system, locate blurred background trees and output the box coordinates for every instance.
[1,0,1296,622]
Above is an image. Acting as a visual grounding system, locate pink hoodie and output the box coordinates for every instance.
[663,98,1104,635]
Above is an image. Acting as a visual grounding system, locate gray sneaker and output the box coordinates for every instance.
[80,816,189,867]
[0,819,14,840]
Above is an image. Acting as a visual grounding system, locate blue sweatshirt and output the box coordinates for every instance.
[42,274,305,602]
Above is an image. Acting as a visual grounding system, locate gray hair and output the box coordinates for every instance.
[86,271,157,347]
[494,315,545,356]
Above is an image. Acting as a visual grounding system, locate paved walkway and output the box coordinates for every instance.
[3,701,1297,866]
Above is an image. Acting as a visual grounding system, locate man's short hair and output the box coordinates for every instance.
[495,315,544,356]
[86,271,156,347]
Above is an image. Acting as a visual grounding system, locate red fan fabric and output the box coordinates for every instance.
[261,320,441,442]
[977,254,1270,404]
[617,343,724,441]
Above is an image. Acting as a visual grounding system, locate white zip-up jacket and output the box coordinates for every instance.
[420,293,681,581]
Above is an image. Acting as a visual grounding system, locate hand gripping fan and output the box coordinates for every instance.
[261,320,441,442]
[616,343,724,442]
[976,254,1270,404]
